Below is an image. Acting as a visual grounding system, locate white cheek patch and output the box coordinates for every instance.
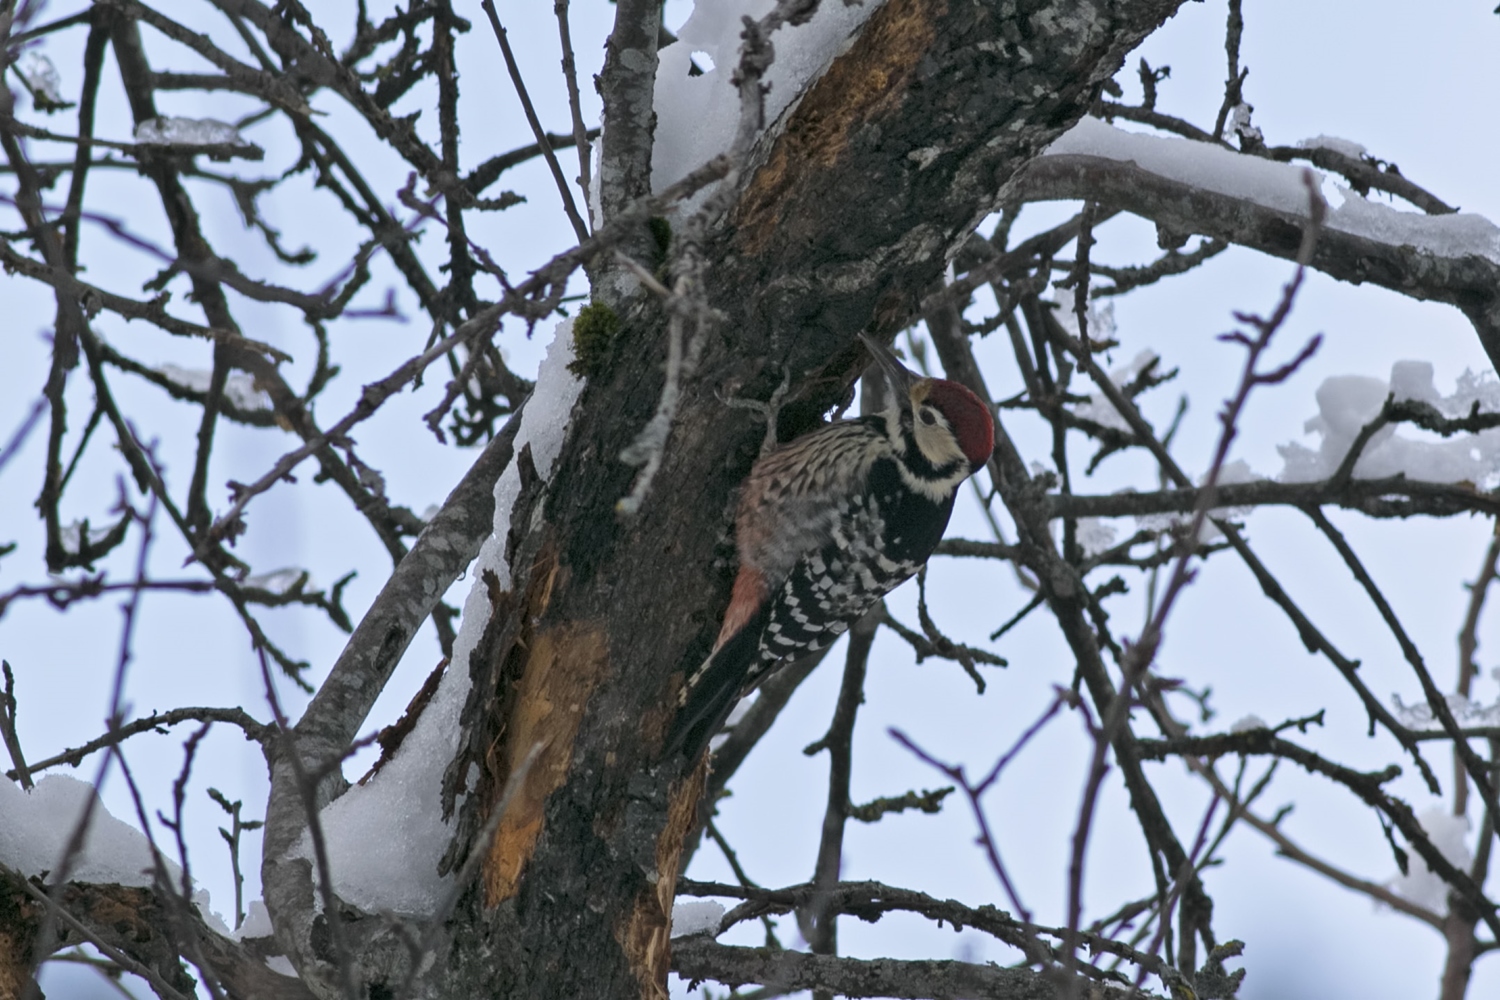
[913,417,968,470]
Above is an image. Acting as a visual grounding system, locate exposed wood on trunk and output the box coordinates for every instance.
[484,618,610,904]
[618,759,708,1000]
[735,0,942,254]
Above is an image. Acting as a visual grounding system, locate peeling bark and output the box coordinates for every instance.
[0,879,39,1000]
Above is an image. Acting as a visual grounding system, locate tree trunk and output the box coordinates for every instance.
[433,2,1186,998]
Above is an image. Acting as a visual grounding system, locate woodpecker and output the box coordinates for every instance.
[667,333,995,759]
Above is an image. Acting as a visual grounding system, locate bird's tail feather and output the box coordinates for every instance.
[665,603,770,760]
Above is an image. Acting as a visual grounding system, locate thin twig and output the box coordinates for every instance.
[480,0,590,243]
[205,154,733,543]
[800,606,878,963]
[1303,506,1500,826]
[1456,522,1500,817]
[0,397,46,479]
[705,820,782,948]
[22,482,157,999]
[0,661,34,789]
[6,706,268,782]
[1060,171,1325,982]
[6,871,197,1000]
[554,0,592,212]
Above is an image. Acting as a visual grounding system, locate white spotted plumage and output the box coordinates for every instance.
[666,335,994,758]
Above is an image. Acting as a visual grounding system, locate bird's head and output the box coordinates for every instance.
[857,333,995,473]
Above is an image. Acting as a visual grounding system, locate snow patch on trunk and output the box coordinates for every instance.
[285,322,584,916]
[648,0,880,205]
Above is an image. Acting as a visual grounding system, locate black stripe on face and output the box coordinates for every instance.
[898,421,963,484]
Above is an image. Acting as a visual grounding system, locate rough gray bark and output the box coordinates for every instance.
[672,938,1144,999]
[594,0,663,303]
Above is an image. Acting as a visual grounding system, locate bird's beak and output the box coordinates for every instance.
[857,333,918,412]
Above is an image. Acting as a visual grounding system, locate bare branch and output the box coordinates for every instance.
[479,0,589,242]
[672,938,1153,999]
[554,0,592,207]
[5,707,269,782]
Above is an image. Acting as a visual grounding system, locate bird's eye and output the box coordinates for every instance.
[919,407,937,426]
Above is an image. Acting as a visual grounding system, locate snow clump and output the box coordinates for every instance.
[20,53,64,106]
[1073,348,1156,432]
[671,900,725,938]
[135,116,252,148]
[1228,103,1262,147]
[242,568,309,595]
[159,364,272,411]
[1229,715,1268,733]
[1075,518,1117,557]
[1388,808,1471,913]
[1277,362,1500,484]
[59,519,117,555]
[1134,459,1263,543]
[1295,135,1368,160]
[1391,692,1500,730]
[1054,299,1117,345]
[0,774,180,888]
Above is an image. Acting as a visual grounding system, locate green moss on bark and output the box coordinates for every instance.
[570,302,621,378]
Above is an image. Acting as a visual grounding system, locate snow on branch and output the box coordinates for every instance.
[0,775,179,888]
[133,116,264,161]
[1019,117,1500,366]
[1044,118,1499,264]
[1280,363,1500,485]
